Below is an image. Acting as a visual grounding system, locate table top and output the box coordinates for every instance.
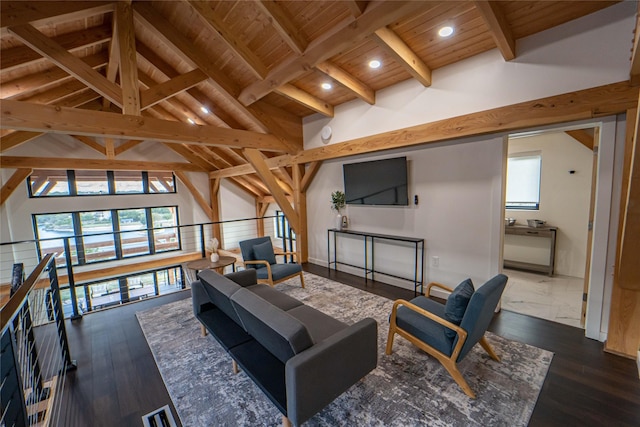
[186,256,236,271]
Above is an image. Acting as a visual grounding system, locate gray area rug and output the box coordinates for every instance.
[137,273,553,426]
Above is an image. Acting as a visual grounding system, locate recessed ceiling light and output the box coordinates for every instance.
[438,26,454,38]
[369,59,381,69]
[321,82,332,90]
[200,106,210,114]
[187,118,196,124]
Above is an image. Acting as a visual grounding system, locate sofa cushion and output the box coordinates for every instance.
[256,263,302,282]
[231,288,314,363]
[197,269,244,324]
[253,240,276,267]
[246,284,304,311]
[286,305,347,343]
[396,296,453,356]
[443,278,474,338]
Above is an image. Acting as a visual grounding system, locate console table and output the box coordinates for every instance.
[327,228,425,295]
[503,225,557,276]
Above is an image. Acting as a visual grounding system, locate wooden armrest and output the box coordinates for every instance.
[390,299,468,359]
[243,260,270,267]
[426,281,454,296]
[275,251,298,261]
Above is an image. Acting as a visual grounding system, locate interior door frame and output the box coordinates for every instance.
[500,116,620,341]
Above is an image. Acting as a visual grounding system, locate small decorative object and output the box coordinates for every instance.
[321,125,332,142]
[341,215,349,229]
[331,190,346,230]
[207,238,220,262]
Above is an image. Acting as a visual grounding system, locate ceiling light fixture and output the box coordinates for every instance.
[369,59,381,69]
[200,106,210,114]
[321,82,332,90]
[438,26,454,38]
[187,118,196,124]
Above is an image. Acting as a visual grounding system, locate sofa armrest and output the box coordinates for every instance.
[191,280,211,316]
[285,318,377,426]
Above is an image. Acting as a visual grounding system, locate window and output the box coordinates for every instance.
[506,152,542,210]
[275,210,295,241]
[33,206,180,267]
[27,169,176,197]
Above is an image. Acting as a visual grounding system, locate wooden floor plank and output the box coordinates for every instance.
[57,264,640,426]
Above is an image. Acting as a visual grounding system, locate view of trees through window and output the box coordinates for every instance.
[34,206,180,267]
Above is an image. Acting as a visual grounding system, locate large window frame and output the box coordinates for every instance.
[505,152,542,210]
[33,205,181,267]
[27,169,176,198]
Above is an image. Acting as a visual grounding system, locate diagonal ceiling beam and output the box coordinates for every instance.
[372,26,431,87]
[1,24,111,72]
[188,0,268,79]
[72,135,106,155]
[275,84,334,117]
[474,1,516,61]
[0,168,33,206]
[209,154,291,179]
[0,100,290,152]
[8,24,123,107]
[140,69,208,110]
[565,129,594,150]
[244,148,299,232]
[1,52,108,99]
[114,140,142,156]
[315,61,375,105]
[238,1,430,105]
[253,0,308,55]
[175,171,214,219]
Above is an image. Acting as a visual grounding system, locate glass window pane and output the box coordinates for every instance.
[152,207,179,252]
[128,273,156,300]
[148,172,175,193]
[80,211,116,263]
[158,268,182,295]
[114,171,143,194]
[34,213,77,266]
[88,280,121,310]
[30,170,70,197]
[75,170,109,195]
[118,209,150,257]
[506,154,541,209]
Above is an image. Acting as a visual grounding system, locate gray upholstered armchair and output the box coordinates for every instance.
[386,274,508,398]
[239,236,305,288]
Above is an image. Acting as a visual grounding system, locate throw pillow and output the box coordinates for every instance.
[253,241,277,268]
[443,278,474,339]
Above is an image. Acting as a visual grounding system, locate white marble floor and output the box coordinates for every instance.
[500,268,584,328]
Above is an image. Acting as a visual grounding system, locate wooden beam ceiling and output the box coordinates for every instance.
[0,100,290,152]
[238,1,430,105]
[114,2,140,116]
[474,0,516,61]
[372,26,432,87]
[0,156,205,172]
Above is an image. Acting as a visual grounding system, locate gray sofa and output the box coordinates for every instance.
[191,268,378,427]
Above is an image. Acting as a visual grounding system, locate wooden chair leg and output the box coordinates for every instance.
[479,336,500,361]
[282,415,292,427]
[201,324,207,337]
[385,326,396,355]
[298,271,305,288]
[232,359,239,374]
[440,359,476,398]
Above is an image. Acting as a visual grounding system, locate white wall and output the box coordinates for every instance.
[301,2,632,340]
[505,132,593,277]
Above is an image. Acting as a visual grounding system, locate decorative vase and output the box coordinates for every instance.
[335,213,343,230]
[210,252,220,262]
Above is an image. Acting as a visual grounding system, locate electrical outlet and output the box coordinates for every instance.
[432,256,439,267]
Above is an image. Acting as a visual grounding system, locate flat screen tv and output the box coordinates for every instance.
[343,156,409,206]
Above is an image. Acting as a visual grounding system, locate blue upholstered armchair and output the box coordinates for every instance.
[239,237,305,288]
[386,274,508,398]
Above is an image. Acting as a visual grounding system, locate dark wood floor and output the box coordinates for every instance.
[59,264,640,427]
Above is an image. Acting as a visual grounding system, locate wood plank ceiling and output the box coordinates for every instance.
[0,0,621,199]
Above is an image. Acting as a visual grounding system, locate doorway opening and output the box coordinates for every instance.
[501,126,598,328]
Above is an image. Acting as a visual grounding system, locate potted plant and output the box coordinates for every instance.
[331,190,346,229]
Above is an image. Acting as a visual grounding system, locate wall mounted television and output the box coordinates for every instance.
[343,156,409,206]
